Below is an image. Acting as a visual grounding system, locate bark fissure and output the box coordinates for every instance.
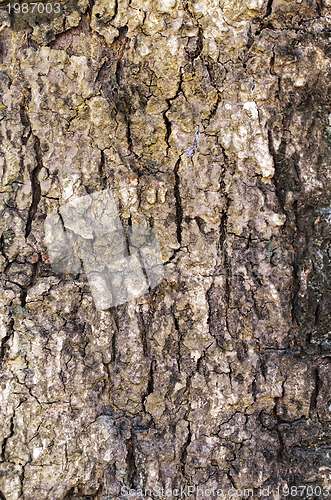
[1,415,14,462]
[180,421,191,478]
[125,435,136,488]
[265,0,274,18]
[0,306,14,363]
[25,135,43,238]
[174,157,183,245]
[309,365,320,417]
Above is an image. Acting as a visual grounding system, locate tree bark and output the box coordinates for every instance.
[0,0,330,498]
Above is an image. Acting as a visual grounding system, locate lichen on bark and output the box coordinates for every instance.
[0,0,330,498]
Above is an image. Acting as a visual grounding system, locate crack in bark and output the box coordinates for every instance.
[1,399,25,463]
[189,27,203,61]
[112,308,120,363]
[142,359,155,417]
[138,304,149,357]
[19,463,26,500]
[126,114,133,154]
[1,415,14,462]
[0,305,14,363]
[111,0,118,22]
[162,106,172,156]
[174,157,183,246]
[205,94,221,124]
[125,434,136,488]
[242,26,254,69]
[219,149,231,336]
[163,68,184,156]
[114,26,129,83]
[273,376,288,461]
[25,135,43,239]
[267,129,285,209]
[309,364,320,418]
[98,149,107,189]
[180,421,191,478]
[265,0,274,18]
[19,87,44,239]
[172,308,182,373]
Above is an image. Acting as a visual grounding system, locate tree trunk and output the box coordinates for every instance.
[0,0,330,498]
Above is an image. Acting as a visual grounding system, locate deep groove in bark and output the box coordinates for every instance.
[138,305,149,357]
[180,421,191,478]
[98,149,107,189]
[172,308,182,373]
[125,435,136,488]
[163,104,172,155]
[0,306,14,362]
[265,0,274,17]
[174,158,183,245]
[1,414,14,461]
[309,365,320,416]
[25,135,43,238]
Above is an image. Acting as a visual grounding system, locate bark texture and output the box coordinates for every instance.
[0,0,330,498]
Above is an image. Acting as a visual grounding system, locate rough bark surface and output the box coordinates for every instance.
[0,0,330,498]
